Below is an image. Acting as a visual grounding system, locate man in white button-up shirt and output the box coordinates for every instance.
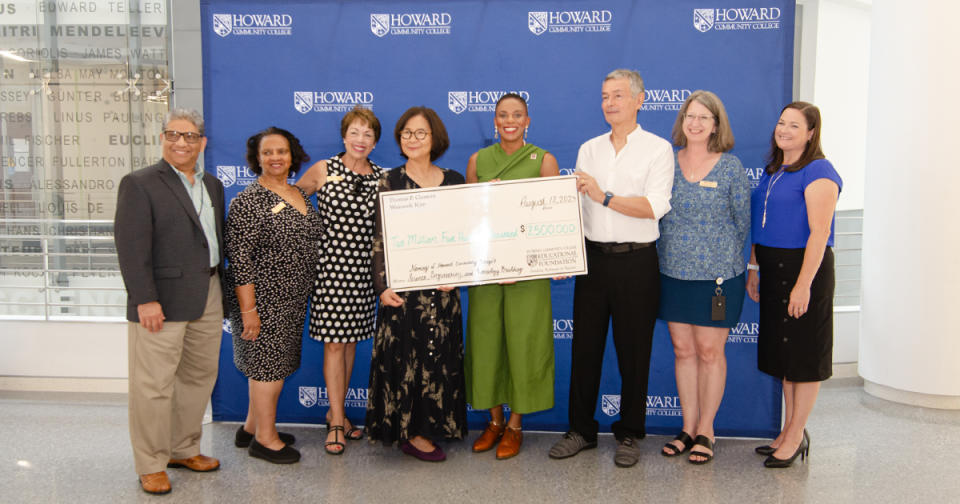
[549,69,673,468]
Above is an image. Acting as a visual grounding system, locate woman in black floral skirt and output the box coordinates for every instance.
[365,107,467,462]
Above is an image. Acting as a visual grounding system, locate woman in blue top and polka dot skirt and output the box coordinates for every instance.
[747,102,842,468]
[658,90,750,464]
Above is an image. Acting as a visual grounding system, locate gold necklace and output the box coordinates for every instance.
[761,169,787,228]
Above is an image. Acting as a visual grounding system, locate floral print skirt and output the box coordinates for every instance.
[364,288,468,444]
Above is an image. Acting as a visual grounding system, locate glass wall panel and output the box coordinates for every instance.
[0,0,170,320]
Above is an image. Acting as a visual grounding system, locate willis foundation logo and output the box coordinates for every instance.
[216,165,258,188]
[447,90,531,114]
[647,394,682,416]
[298,387,369,408]
[641,89,692,112]
[693,7,782,32]
[212,13,293,37]
[294,91,374,114]
[370,12,452,37]
[528,9,612,35]
[727,321,759,344]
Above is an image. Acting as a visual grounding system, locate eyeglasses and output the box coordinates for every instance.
[684,114,714,124]
[163,130,204,143]
[400,129,430,140]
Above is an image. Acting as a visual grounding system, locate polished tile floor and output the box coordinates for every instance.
[2,377,957,503]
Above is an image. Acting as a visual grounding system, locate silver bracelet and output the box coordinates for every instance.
[747,263,759,271]
[240,307,257,314]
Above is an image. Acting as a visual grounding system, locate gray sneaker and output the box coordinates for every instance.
[614,435,641,467]
[549,431,597,459]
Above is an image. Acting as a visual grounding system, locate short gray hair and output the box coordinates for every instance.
[604,69,645,98]
[162,108,205,136]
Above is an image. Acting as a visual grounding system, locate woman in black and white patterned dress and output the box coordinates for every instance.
[296,106,383,455]
[226,127,321,464]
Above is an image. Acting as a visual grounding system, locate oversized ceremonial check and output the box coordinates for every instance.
[380,175,588,291]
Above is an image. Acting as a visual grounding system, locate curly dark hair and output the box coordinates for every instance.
[245,126,310,177]
[393,106,450,162]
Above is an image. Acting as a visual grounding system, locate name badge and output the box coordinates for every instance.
[530,153,538,160]
[271,202,286,214]
[699,180,718,188]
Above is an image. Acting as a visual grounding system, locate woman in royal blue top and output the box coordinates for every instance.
[747,102,841,469]
[658,91,750,464]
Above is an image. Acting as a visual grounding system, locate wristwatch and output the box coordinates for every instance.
[602,191,614,207]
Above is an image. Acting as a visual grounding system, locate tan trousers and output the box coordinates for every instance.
[128,275,223,475]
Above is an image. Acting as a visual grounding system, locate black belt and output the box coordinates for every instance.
[210,266,218,276]
[585,239,654,254]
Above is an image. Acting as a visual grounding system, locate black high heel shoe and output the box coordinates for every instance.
[763,432,810,468]
[756,428,808,456]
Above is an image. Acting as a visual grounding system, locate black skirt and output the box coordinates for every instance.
[755,245,834,382]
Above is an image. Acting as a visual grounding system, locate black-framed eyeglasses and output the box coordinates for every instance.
[400,129,430,140]
[163,130,204,144]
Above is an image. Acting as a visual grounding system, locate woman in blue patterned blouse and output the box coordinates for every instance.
[658,90,750,464]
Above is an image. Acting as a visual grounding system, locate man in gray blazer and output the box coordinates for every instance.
[114,108,225,495]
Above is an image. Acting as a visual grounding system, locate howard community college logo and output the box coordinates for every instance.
[297,387,369,408]
[370,12,452,37]
[212,13,293,37]
[601,394,621,416]
[447,90,531,114]
[294,91,374,114]
[727,321,760,344]
[299,387,317,408]
[744,167,765,188]
[693,7,781,32]
[553,319,573,339]
[527,9,612,35]
[216,165,258,188]
[641,89,692,112]
[212,14,232,37]
[647,395,683,416]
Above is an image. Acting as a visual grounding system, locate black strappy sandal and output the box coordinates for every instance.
[688,435,715,465]
[325,425,345,455]
[662,431,695,457]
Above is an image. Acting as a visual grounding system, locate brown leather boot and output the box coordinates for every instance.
[472,421,505,452]
[496,426,523,460]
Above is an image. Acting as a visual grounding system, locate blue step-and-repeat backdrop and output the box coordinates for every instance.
[201,0,792,438]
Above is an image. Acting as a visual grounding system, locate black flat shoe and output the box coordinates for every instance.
[662,431,695,457]
[763,434,809,468]
[248,439,300,464]
[235,426,296,448]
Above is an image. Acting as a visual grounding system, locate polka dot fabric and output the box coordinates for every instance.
[308,154,383,344]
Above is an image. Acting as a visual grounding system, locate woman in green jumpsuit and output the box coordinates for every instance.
[465,93,560,459]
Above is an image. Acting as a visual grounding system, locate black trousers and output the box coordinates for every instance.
[569,245,660,442]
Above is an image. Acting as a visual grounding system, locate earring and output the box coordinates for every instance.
[524,126,529,140]
[494,126,499,140]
